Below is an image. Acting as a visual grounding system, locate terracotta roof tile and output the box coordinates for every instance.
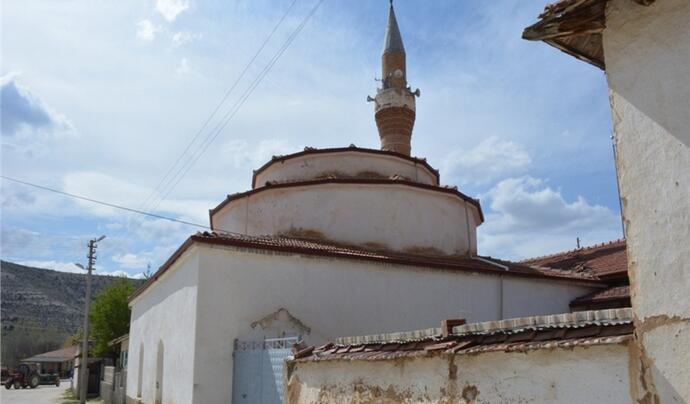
[130,232,604,301]
[522,239,627,278]
[570,285,630,307]
[251,146,440,189]
[194,232,601,281]
[209,178,485,223]
[294,309,633,362]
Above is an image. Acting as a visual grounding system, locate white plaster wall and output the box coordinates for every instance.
[254,151,437,187]
[374,87,416,111]
[212,183,481,255]
[189,244,596,403]
[126,248,200,404]
[603,0,690,401]
[288,344,631,403]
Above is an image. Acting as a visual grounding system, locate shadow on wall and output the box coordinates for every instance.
[605,1,690,148]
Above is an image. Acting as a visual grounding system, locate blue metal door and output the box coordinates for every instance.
[232,337,298,404]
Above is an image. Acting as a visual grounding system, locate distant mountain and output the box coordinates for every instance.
[0,260,143,367]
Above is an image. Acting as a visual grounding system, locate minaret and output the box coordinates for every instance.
[368,0,420,156]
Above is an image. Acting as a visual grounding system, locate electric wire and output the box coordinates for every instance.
[148,0,327,212]
[116,0,325,244]
[116,0,299,238]
[1,175,218,232]
[2,1,328,267]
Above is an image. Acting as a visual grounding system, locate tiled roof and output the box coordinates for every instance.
[22,345,78,363]
[570,285,630,307]
[210,178,484,223]
[193,232,601,282]
[522,239,627,278]
[130,231,603,301]
[294,309,633,362]
[251,146,439,188]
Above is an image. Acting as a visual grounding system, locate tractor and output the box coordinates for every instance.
[4,363,40,389]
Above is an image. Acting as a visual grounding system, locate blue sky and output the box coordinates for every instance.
[1,0,622,277]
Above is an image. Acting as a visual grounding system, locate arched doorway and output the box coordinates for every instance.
[155,340,164,404]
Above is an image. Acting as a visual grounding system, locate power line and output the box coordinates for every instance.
[115,0,300,240]
[1,175,213,232]
[156,0,327,207]
[3,1,328,250]
[133,0,300,218]
[138,0,327,224]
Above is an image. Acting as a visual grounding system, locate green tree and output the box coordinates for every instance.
[89,279,133,358]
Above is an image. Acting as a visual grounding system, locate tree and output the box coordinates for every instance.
[89,279,134,358]
[64,328,83,347]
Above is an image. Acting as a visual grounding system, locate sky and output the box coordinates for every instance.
[0,0,623,278]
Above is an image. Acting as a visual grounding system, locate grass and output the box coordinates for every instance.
[61,388,104,404]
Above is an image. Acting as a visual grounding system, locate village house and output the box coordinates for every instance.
[286,0,689,402]
[121,3,644,404]
[21,345,77,378]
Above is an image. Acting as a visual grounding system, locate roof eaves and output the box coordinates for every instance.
[128,237,195,302]
[129,232,604,302]
[250,147,440,189]
[210,178,483,224]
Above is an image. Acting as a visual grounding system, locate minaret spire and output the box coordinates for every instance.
[368,1,419,156]
[383,1,405,55]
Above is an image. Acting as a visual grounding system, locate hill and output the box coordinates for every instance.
[0,260,143,367]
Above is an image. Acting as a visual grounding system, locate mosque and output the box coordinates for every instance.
[125,3,628,403]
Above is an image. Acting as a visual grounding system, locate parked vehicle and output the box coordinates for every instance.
[4,363,40,389]
[39,372,60,386]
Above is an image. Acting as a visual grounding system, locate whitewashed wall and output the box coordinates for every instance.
[254,151,438,187]
[603,0,690,401]
[189,244,596,403]
[212,183,481,255]
[287,344,631,403]
[126,248,200,404]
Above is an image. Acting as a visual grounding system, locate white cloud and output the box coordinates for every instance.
[61,171,212,224]
[223,139,295,170]
[171,31,201,47]
[155,0,190,22]
[16,260,130,278]
[112,253,150,270]
[478,176,621,259]
[442,136,531,186]
[136,19,161,41]
[175,57,191,76]
[1,226,86,260]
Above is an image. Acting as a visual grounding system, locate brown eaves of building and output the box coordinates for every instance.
[293,309,633,362]
[250,146,440,189]
[522,0,656,70]
[209,177,485,225]
[22,345,78,363]
[129,231,603,301]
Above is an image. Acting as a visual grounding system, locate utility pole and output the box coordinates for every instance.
[76,235,105,404]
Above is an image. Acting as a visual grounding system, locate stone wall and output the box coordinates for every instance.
[286,344,631,403]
